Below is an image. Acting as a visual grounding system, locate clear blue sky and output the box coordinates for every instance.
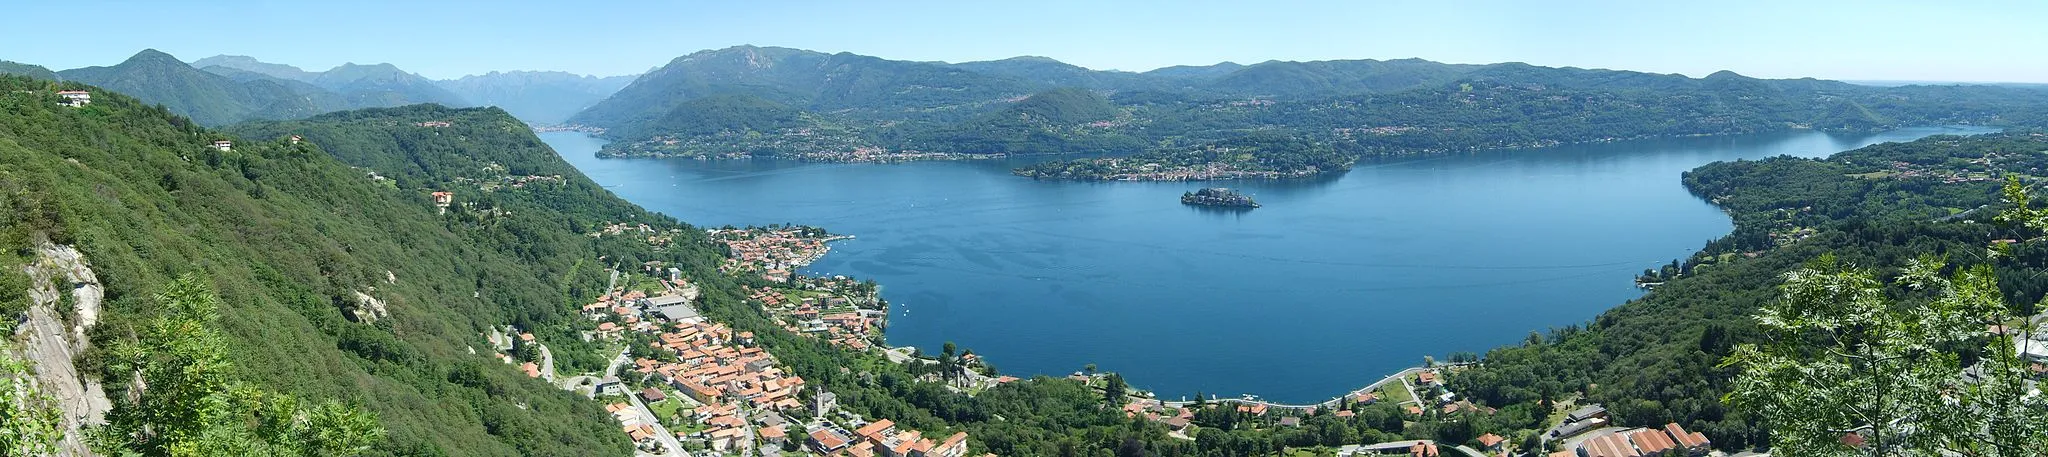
[5,0,2044,82]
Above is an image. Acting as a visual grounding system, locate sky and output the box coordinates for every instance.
[4,1,2045,83]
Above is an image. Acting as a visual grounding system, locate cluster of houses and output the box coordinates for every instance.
[627,318,809,451]
[1565,422,1711,457]
[1541,405,1712,457]
[711,227,839,282]
[603,402,667,453]
[1881,159,1996,184]
[414,121,453,128]
[483,326,544,379]
[588,221,683,248]
[804,419,972,457]
[749,285,885,351]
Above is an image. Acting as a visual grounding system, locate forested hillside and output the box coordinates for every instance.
[1445,132,2048,451]
[575,45,2048,170]
[0,76,652,455]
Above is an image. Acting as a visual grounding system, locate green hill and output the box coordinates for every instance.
[0,76,660,455]
[1447,132,2048,449]
[56,49,335,126]
[0,59,57,80]
[578,47,2048,163]
[570,45,1034,130]
[908,87,1146,155]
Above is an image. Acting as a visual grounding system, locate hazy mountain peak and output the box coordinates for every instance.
[192,54,316,82]
[1705,69,1750,80]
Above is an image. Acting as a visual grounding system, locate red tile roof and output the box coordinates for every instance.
[1665,422,1711,449]
[1629,428,1676,455]
[1477,433,1505,447]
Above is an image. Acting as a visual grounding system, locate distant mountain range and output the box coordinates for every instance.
[0,50,637,126]
[570,45,2048,161]
[12,45,2048,153]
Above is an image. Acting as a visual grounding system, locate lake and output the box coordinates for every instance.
[543,126,1992,403]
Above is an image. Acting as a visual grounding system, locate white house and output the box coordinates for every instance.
[56,90,90,107]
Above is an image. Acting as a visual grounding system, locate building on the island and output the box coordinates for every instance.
[1276,416,1301,427]
[1417,370,1439,385]
[520,362,540,378]
[288,135,302,144]
[430,191,454,207]
[211,140,233,151]
[596,322,622,340]
[56,90,90,107]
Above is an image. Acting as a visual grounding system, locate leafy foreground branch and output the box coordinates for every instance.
[1723,179,2048,457]
[86,275,385,457]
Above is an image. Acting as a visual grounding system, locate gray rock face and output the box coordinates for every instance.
[13,235,112,457]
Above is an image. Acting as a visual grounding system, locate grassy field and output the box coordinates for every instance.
[1379,384,1414,405]
[647,396,684,424]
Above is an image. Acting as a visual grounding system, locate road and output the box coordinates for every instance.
[612,352,684,457]
[1161,366,1433,411]
[626,387,685,457]
[538,343,556,383]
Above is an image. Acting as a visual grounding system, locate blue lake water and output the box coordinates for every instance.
[543,126,1992,403]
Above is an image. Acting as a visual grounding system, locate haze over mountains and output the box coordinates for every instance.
[10,45,2048,160]
[567,45,2048,162]
[0,49,635,125]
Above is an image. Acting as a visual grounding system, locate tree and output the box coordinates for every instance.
[1722,255,2046,456]
[0,344,62,456]
[1103,373,1128,407]
[90,276,386,456]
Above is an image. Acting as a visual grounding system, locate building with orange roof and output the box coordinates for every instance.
[1581,433,1641,457]
[1476,433,1505,451]
[1629,428,1677,455]
[1409,441,1440,457]
[1664,422,1711,453]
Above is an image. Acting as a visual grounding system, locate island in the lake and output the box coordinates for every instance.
[1181,187,1260,208]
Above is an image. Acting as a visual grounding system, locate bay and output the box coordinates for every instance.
[544,125,1992,403]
